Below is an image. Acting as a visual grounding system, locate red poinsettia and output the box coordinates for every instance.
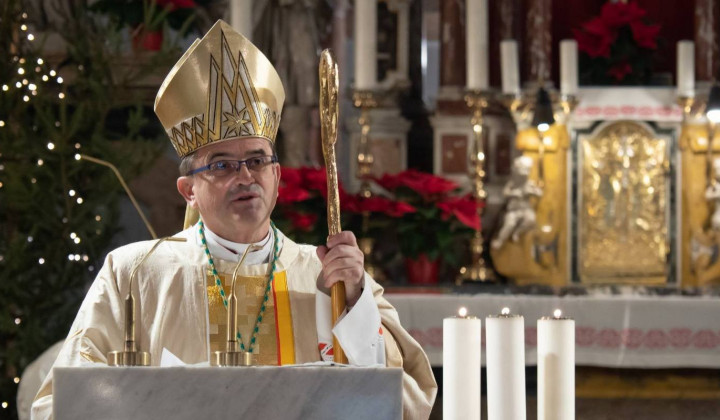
[574,1,661,84]
[374,169,458,198]
[286,211,318,232]
[343,195,416,218]
[630,20,661,49]
[573,17,616,58]
[599,1,646,27]
[437,194,483,231]
[277,185,311,205]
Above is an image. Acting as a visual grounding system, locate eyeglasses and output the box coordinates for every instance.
[186,155,278,177]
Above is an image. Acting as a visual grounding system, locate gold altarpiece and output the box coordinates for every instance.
[491,117,679,287]
[575,121,672,285]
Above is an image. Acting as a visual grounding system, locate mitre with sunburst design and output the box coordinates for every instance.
[154,20,285,157]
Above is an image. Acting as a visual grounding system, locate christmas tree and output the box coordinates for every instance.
[0,2,191,417]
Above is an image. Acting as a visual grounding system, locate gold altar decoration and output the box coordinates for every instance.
[352,90,384,281]
[457,90,495,284]
[319,49,348,364]
[578,122,669,284]
[154,20,285,157]
[490,124,569,286]
[679,123,720,286]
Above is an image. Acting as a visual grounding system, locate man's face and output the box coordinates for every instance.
[177,137,280,242]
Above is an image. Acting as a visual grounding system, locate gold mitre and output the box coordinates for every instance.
[154,20,285,157]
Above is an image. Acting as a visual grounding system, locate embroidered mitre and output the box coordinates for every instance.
[154,20,285,157]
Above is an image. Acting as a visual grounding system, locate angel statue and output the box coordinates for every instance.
[491,155,544,249]
[705,158,720,231]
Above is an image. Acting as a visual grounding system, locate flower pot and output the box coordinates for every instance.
[404,254,440,285]
[132,27,163,52]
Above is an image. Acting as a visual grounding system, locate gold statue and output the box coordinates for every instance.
[680,123,720,286]
[491,156,543,250]
[490,124,569,286]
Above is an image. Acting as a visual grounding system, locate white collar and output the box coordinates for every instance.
[201,224,272,265]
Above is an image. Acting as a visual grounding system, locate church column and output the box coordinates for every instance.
[230,0,253,39]
[437,0,466,106]
[526,0,552,84]
[499,0,518,40]
[332,0,351,180]
[695,0,719,82]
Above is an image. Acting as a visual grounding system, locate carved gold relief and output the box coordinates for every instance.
[679,123,720,287]
[490,124,569,286]
[578,121,668,284]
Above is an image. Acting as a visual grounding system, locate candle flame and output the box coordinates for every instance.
[554,309,562,318]
[458,307,468,317]
[501,307,510,315]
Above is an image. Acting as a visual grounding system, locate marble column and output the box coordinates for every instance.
[332,0,351,181]
[230,0,253,39]
[499,0,519,40]
[526,0,552,84]
[439,0,466,91]
[695,0,719,82]
[393,0,410,84]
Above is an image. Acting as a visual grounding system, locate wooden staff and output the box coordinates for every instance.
[319,49,348,364]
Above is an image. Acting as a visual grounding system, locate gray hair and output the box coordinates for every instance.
[179,153,196,176]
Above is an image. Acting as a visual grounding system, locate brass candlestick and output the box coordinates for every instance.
[457,90,495,284]
[108,237,186,366]
[213,244,261,367]
[352,90,384,281]
[503,92,577,128]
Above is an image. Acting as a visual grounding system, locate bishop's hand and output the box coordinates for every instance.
[316,231,365,307]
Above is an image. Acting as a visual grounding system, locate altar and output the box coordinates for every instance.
[385,291,720,368]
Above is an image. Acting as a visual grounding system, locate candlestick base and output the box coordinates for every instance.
[107,350,150,367]
[212,350,254,367]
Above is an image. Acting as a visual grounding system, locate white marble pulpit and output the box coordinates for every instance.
[53,366,402,420]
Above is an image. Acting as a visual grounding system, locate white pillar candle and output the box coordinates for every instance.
[677,40,695,97]
[443,307,482,420]
[486,308,526,420]
[230,0,253,40]
[537,310,575,420]
[500,40,520,95]
[354,0,377,90]
[466,0,489,90]
[560,40,578,96]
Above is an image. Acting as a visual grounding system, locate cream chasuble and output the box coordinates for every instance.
[31,227,437,420]
[207,269,295,366]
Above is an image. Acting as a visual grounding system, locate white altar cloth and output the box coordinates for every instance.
[385,293,720,368]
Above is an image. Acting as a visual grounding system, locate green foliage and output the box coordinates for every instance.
[0,1,188,417]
